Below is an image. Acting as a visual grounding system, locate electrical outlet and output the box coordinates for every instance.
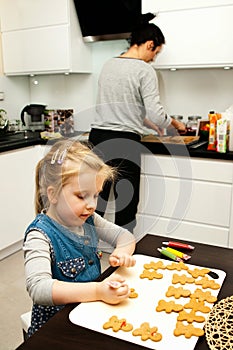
[0,92,4,101]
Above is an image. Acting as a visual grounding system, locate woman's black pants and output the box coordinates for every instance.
[88,128,141,233]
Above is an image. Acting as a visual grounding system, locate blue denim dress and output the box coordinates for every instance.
[24,213,101,336]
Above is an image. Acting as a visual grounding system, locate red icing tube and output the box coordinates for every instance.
[162,241,195,251]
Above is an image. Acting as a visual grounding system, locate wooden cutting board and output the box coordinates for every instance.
[141,134,200,145]
[69,254,226,350]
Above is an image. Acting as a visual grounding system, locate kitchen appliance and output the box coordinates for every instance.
[21,104,46,131]
[73,0,153,42]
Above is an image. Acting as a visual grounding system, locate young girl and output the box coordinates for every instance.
[23,139,136,337]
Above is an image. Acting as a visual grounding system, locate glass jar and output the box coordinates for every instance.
[170,115,183,121]
[186,116,201,136]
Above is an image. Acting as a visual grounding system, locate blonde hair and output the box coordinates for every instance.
[35,139,115,214]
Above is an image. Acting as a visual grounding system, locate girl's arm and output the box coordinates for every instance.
[52,274,129,305]
[94,213,136,268]
[24,230,130,306]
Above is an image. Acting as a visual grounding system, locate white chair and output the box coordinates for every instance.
[20,311,31,341]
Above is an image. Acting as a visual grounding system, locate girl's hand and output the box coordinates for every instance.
[96,274,130,304]
[109,253,136,268]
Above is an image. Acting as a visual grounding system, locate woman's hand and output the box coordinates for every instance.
[109,253,136,267]
[170,119,186,133]
[96,274,130,304]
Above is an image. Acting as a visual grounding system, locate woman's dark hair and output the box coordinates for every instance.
[129,23,165,48]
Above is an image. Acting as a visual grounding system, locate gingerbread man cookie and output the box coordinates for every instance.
[166,286,191,299]
[195,276,220,290]
[187,267,210,278]
[132,322,162,342]
[103,316,133,332]
[143,260,166,270]
[166,261,189,271]
[174,321,204,338]
[140,269,163,280]
[184,298,211,313]
[177,310,205,323]
[156,299,183,313]
[191,288,217,303]
[172,273,195,285]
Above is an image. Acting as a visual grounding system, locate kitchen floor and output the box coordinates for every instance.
[0,249,110,350]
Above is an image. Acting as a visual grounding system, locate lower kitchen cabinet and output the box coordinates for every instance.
[138,154,233,248]
[1,146,232,259]
[0,145,44,259]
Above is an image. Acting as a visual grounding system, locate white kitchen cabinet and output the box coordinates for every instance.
[143,3,233,68]
[142,0,233,12]
[0,145,43,260]
[138,154,233,247]
[0,0,68,31]
[0,0,92,75]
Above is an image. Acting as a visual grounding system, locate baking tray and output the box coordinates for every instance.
[69,254,226,350]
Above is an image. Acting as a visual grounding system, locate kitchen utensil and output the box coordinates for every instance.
[141,134,200,146]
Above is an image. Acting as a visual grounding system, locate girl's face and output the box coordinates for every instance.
[47,167,105,228]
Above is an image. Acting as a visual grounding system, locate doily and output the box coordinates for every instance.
[205,296,233,350]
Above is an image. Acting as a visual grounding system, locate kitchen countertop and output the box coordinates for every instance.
[141,137,233,161]
[0,131,233,161]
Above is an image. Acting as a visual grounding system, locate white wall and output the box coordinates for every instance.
[29,39,128,131]
[0,74,29,120]
[1,39,233,130]
[29,73,94,132]
[158,68,233,121]
[30,39,233,129]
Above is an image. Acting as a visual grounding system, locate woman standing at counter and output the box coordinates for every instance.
[89,22,185,233]
[23,139,136,336]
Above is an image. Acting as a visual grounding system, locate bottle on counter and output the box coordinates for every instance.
[207,111,220,151]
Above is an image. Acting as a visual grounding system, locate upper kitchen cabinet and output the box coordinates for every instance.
[0,0,92,75]
[142,2,233,69]
[143,0,233,12]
